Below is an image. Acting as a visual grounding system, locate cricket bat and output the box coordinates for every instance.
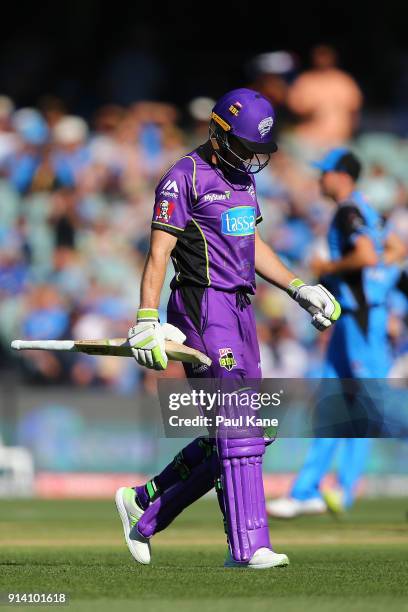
[11,338,212,366]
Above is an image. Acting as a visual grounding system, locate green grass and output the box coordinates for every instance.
[0,498,407,611]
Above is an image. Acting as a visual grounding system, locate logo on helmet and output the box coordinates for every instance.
[258,116,274,138]
[228,101,243,117]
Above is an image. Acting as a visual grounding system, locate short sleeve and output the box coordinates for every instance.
[151,159,195,237]
[255,200,263,225]
[251,179,262,225]
[335,204,366,246]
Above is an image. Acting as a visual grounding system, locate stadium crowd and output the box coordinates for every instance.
[1,46,407,392]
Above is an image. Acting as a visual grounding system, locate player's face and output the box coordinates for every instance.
[227,135,253,162]
[226,134,271,173]
[320,171,340,199]
[209,121,271,174]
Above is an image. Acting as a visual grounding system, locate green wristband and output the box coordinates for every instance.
[287,278,305,297]
[137,308,159,322]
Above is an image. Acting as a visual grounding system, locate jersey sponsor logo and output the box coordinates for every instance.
[155,199,175,222]
[218,348,237,371]
[163,179,179,193]
[258,116,274,137]
[221,206,256,236]
[160,179,179,198]
[204,190,231,202]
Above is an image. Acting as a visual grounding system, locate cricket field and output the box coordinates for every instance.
[0,497,407,612]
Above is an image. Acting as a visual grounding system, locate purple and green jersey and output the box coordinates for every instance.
[151,143,262,294]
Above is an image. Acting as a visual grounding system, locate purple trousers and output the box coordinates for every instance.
[136,286,271,562]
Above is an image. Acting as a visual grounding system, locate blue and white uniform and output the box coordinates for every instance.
[291,191,397,507]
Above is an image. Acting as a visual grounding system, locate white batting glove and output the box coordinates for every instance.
[128,309,167,370]
[161,322,186,344]
[288,279,341,332]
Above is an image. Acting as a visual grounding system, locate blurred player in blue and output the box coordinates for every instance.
[267,148,406,517]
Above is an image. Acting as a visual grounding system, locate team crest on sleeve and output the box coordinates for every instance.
[218,348,237,371]
[155,200,175,223]
[258,116,274,137]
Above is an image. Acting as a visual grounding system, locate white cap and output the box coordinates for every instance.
[54,115,88,145]
[188,97,216,121]
[252,51,295,75]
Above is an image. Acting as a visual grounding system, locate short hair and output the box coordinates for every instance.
[335,152,362,181]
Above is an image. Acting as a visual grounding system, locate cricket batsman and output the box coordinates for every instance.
[115,89,341,569]
[267,148,405,518]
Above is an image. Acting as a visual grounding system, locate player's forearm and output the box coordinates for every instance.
[139,229,177,311]
[139,253,168,310]
[255,234,296,290]
[325,250,377,274]
[383,233,407,265]
[320,236,378,275]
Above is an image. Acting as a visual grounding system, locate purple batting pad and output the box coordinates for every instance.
[218,436,271,562]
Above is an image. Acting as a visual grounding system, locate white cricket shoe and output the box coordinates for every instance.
[115,486,151,564]
[266,496,326,518]
[224,547,289,569]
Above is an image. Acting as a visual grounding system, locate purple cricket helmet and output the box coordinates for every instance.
[212,88,277,153]
[210,89,278,174]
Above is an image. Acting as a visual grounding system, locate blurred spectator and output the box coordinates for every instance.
[0,95,17,164]
[0,226,29,298]
[19,285,70,382]
[52,115,90,187]
[38,95,67,129]
[359,163,401,215]
[247,51,297,131]
[187,97,216,148]
[49,188,79,248]
[258,319,309,378]
[6,108,50,193]
[288,45,363,148]
[22,284,69,341]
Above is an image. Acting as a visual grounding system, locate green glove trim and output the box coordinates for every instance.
[151,345,167,369]
[137,308,159,322]
[318,284,342,322]
[331,299,342,322]
[287,278,305,297]
[136,335,155,349]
